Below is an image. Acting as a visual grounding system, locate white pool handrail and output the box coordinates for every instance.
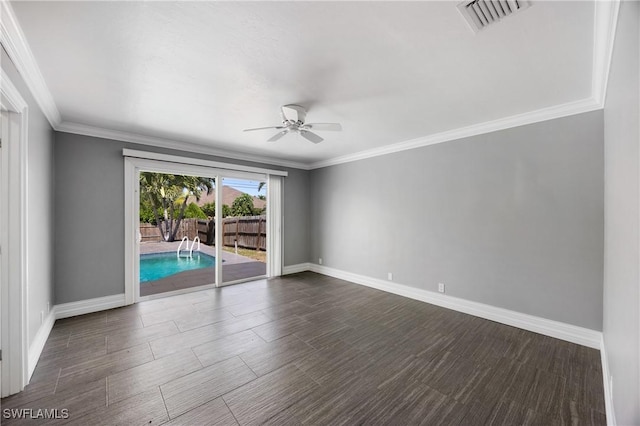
[189,236,201,257]
[177,236,189,257]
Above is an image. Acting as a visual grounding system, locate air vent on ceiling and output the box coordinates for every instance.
[457,0,531,33]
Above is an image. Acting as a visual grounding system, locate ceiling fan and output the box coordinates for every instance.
[243,104,342,143]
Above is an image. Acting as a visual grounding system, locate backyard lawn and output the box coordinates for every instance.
[223,247,266,263]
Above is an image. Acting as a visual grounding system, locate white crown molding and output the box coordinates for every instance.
[306,263,602,348]
[0,1,61,127]
[592,0,620,107]
[56,121,310,170]
[58,95,599,172]
[309,97,602,169]
[54,293,126,320]
[27,309,55,380]
[2,0,619,171]
[308,0,619,169]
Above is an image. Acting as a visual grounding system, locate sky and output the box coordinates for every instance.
[222,178,265,197]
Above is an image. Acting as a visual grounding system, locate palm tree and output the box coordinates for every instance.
[140,172,214,242]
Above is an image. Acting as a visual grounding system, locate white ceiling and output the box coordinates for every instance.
[9,1,596,166]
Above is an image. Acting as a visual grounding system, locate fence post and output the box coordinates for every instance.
[224,218,229,247]
[208,219,214,245]
[235,217,239,248]
[256,216,262,251]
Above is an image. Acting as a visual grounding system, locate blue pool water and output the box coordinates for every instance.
[140,252,216,283]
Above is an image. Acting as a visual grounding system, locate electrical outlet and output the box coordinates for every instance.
[319,258,323,265]
[388,272,393,281]
[438,283,445,293]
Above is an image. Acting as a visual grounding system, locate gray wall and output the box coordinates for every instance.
[54,132,310,304]
[310,111,604,331]
[603,2,640,424]
[1,46,55,347]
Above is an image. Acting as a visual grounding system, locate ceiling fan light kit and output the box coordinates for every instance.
[244,104,342,144]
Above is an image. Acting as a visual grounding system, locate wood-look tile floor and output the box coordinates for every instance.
[1,272,606,425]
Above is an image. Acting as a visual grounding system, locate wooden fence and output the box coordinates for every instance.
[197,220,214,244]
[139,219,200,243]
[140,215,266,251]
[222,215,266,251]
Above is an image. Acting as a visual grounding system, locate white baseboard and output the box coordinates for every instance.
[305,264,602,349]
[54,294,126,320]
[28,271,612,421]
[25,294,126,385]
[27,310,55,379]
[283,263,313,275]
[600,335,616,425]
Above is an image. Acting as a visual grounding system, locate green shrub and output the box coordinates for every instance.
[201,202,232,218]
[184,202,207,219]
[140,199,157,224]
[231,194,255,216]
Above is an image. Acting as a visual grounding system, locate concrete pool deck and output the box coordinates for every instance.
[139,241,266,296]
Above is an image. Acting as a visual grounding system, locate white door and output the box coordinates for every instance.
[0,109,8,395]
[0,109,5,394]
[0,75,29,397]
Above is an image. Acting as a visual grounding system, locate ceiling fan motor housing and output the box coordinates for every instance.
[281,104,307,125]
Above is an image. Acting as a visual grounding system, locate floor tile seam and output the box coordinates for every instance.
[192,347,205,369]
[6,376,107,412]
[142,307,223,325]
[158,385,171,421]
[58,344,160,382]
[184,323,276,348]
[236,354,260,378]
[148,341,158,360]
[173,314,273,336]
[292,353,324,388]
[222,327,266,346]
[52,368,61,394]
[221,363,318,424]
[221,395,242,425]
[105,353,204,404]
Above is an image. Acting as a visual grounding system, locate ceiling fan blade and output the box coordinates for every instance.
[300,130,323,144]
[243,126,285,132]
[302,123,342,131]
[267,130,288,142]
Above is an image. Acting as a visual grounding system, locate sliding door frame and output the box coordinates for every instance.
[123,151,287,304]
[0,71,29,396]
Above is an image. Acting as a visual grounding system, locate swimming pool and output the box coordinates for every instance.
[140,252,216,282]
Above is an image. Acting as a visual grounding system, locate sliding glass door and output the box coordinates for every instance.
[219,177,267,285]
[125,153,280,302]
[138,171,217,297]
